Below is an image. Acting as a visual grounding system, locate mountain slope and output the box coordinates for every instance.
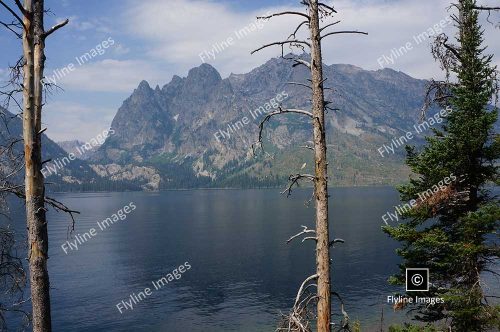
[93,55,428,188]
[0,109,151,192]
[0,108,101,189]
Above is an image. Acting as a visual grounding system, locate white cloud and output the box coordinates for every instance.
[125,0,298,76]
[125,0,500,80]
[329,0,500,78]
[63,16,113,34]
[36,0,500,142]
[51,59,163,93]
[43,101,116,142]
[112,43,131,56]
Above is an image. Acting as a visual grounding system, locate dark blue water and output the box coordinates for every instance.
[3,187,422,331]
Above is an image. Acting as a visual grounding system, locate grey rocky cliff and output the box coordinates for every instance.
[91,55,429,187]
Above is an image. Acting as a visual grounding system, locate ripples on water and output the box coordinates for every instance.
[5,187,494,331]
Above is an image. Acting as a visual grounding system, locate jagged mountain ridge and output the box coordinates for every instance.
[2,54,430,191]
[93,55,426,188]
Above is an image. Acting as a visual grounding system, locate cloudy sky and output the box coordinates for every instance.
[0,0,499,142]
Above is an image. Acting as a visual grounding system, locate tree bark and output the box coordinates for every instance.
[309,0,331,331]
[23,0,52,330]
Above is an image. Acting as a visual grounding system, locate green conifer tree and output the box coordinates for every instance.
[383,1,499,331]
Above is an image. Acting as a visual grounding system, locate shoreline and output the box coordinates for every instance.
[47,184,401,194]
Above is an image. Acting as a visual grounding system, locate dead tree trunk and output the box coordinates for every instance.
[1,1,68,330]
[252,1,366,331]
[25,1,50,330]
[308,1,330,329]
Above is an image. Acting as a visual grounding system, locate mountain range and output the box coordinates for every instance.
[2,54,435,191]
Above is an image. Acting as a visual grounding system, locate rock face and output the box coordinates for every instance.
[93,54,427,188]
[90,164,161,191]
[2,54,433,191]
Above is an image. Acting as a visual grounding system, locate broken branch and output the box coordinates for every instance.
[257,11,310,21]
[251,40,311,55]
[287,225,316,243]
[295,274,319,307]
[43,18,69,39]
[321,30,368,40]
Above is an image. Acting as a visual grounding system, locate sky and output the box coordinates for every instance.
[0,0,499,142]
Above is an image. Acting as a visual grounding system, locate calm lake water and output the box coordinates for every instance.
[4,187,488,331]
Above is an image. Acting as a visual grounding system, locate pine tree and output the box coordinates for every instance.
[383,0,499,331]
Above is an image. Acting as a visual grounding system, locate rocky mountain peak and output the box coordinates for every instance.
[92,56,430,188]
[137,80,151,91]
[181,63,223,100]
[187,63,222,83]
[131,80,155,100]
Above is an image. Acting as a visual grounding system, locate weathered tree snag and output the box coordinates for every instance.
[23,0,52,332]
[0,1,68,330]
[252,1,366,331]
[309,0,331,331]
[24,1,51,330]
[308,1,331,329]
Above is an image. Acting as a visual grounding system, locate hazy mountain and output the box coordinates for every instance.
[93,54,428,188]
[57,140,98,160]
[2,54,434,191]
[0,108,101,189]
[0,109,151,191]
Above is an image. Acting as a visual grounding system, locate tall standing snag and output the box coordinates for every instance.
[0,1,68,331]
[252,1,366,331]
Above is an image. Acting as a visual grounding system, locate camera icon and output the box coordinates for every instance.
[406,268,429,292]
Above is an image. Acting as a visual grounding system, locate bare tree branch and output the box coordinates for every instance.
[295,274,319,307]
[431,33,461,80]
[251,40,311,55]
[442,42,462,62]
[473,6,500,10]
[277,273,319,332]
[287,81,312,90]
[320,20,341,32]
[13,0,27,16]
[7,187,80,231]
[281,173,316,197]
[43,18,69,39]
[0,0,25,28]
[287,225,316,244]
[0,226,29,330]
[329,238,345,248]
[252,106,313,155]
[477,4,500,26]
[289,20,309,40]
[321,30,368,40]
[319,2,336,12]
[421,79,455,118]
[258,11,311,21]
[292,58,312,69]
[0,20,21,38]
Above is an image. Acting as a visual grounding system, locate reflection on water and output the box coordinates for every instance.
[4,187,436,331]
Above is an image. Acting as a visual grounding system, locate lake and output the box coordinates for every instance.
[2,187,465,331]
